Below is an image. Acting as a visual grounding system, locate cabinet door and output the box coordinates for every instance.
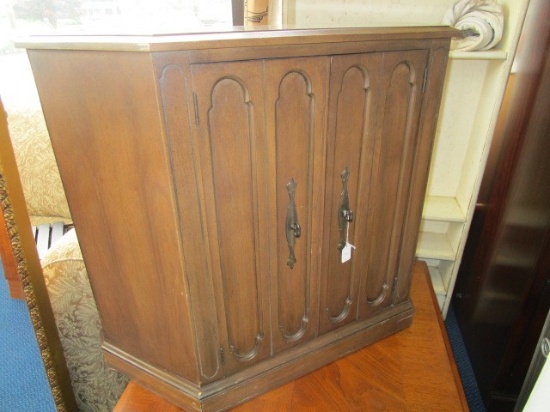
[264,57,329,353]
[191,61,271,375]
[321,50,429,330]
[358,50,429,318]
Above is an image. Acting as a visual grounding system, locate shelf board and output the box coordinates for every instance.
[426,265,446,311]
[422,196,466,222]
[427,266,446,295]
[416,231,456,260]
[450,50,508,60]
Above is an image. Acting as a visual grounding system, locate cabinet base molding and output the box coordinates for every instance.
[105,301,413,412]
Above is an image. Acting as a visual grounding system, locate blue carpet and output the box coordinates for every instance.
[445,305,486,412]
[0,261,56,411]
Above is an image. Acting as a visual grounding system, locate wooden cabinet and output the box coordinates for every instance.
[20,27,457,411]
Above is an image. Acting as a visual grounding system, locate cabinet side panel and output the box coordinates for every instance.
[320,53,382,333]
[362,50,428,314]
[157,56,222,382]
[27,50,199,380]
[192,61,271,372]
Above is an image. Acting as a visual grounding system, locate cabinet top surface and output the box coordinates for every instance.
[16,25,460,52]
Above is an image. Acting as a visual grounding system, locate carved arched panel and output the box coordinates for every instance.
[362,50,428,316]
[264,57,328,353]
[319,53,381,334]
[208,77,264,362]
[191,60,270,373]
[160,63,222,381]
[274,70,313,343]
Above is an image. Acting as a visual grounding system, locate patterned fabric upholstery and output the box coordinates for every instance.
[42,229,128,411]
[7,110,71,224]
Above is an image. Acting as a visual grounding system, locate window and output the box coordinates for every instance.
[0,0,233,112]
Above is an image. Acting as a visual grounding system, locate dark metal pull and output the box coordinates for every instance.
[285,178,301,269]
[338,168,353,251]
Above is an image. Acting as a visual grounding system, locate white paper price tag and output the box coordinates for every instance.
[341,242,356,263]
[341,221,356,263]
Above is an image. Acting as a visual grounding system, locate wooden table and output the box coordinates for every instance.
[114,262,468,411]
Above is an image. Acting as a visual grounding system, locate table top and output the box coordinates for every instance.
[114,261,468,411]
[17,26,461,53]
